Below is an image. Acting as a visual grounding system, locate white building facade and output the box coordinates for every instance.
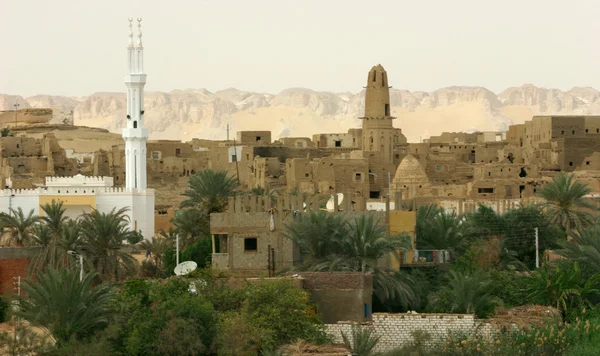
[0,18,155,240]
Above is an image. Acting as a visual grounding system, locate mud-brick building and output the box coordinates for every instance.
[210,192,430,276]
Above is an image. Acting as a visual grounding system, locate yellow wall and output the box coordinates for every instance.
[387,211,416,269]
[38,195,96,216]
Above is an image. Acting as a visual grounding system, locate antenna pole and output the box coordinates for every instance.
[226,123,230,141]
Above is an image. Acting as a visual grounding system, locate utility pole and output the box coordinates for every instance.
[13,276,21,340]
[176,234,180,266]
[13,102,20,128]
[534,227,539,268]
[226,123,230,141]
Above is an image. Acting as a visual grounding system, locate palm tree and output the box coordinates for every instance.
[17,267,113,346]
[40,200,69,237]
[416,206,467,259]
[428,269,498,318]
[181,169,239,213]
[0,208,41,246]
[171,208,209,249]
[285,213,416,305]
[559,224,600,277]
[79,208,137,282]
[283,211,348,268]
[537,172,597,232]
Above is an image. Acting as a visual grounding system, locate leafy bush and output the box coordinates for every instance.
[242,279,328,349]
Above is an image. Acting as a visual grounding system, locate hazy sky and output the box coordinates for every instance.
[1,0,598,97]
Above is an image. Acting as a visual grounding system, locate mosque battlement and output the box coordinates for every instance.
[45,174,114,187]
[0,188,41,196]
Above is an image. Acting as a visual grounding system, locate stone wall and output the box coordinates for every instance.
[326,313,492,352]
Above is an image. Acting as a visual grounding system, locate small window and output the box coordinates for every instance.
[232,154,237,162]
[305,173,309,177]
[255,136,262,142]
[597,129,599,133]
[586,161,590,166]
[561,130,564,135]
[435,165,441,172]
[478,188,494,194]
[246,154,250,160]
[296,142,303,148]
[355,173,362,181]
[372,70,377,82]
[334,140,341,147]
[133,121,137,129]
[569,162,573,166]
[175,148,181,157]
[395,154,400,159]
[244,238,257,252]
[572,130,575,135]
[586,129,589,133]
[151,151,160,159]
[16,144,19,149]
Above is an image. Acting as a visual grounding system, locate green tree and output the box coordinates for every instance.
[242,279,326,349]
[283,211,349,268]
[0,207,41,246]
[171,208,209,249]
[560,224,600,277]
[40,200,69,236]
[79,207,137,282]
[111,277,218,355]
[17,268,113,346]
[285,212,416,307]
[416,205,467,259]
[427,269,499,318]
[181,169,239,213]
[537,172,597,232]
[527,261,600,317]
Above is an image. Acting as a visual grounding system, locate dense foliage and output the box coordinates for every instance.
[1,172,600,355]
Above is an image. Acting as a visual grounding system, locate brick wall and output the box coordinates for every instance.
[326,313,494,352]
[0,258,29,294]
[0,247,39,295]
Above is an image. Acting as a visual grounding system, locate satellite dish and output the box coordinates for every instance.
[174,261,197,276]
[325,193,344,211]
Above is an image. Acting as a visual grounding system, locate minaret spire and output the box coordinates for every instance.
[128,18,134,47]
[123,17,148,191]
[136,18,143,47]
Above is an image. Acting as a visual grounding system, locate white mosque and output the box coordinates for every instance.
[0,18,155,240]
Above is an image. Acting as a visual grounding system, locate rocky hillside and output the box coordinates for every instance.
[1,85,599,143]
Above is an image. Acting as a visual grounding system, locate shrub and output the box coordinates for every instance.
[242,279,328,349]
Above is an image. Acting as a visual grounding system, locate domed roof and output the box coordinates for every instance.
[393,155,428,183]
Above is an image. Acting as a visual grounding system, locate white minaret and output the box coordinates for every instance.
[123,18,148,190]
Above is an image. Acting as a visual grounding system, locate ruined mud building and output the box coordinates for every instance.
[3,65,600,236]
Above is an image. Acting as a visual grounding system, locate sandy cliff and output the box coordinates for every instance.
[1,85,599,143]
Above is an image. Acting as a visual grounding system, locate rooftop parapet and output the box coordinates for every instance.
[45,174,114,187]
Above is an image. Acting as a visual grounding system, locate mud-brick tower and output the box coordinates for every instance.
[359,65,407,197]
